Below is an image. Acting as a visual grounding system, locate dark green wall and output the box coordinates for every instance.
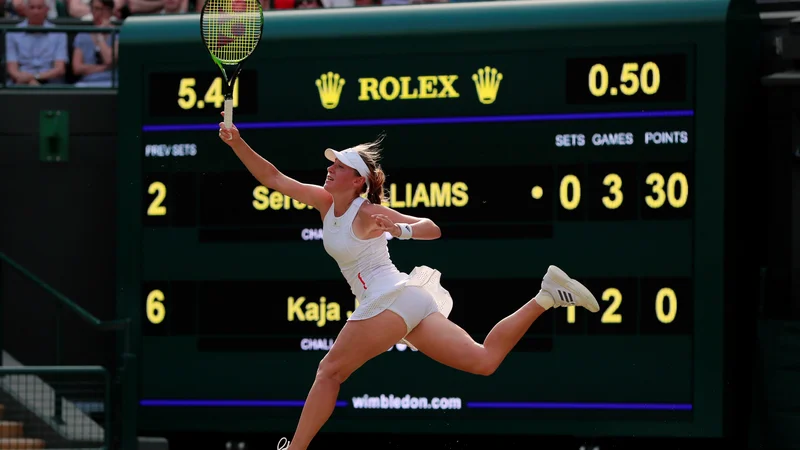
[0,91,118,370]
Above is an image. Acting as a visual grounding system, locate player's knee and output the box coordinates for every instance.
[316,356,351,384]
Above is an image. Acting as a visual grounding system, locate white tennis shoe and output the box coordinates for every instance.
[541,265,599,313]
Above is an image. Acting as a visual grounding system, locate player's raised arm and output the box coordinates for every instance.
[218,114,332,215]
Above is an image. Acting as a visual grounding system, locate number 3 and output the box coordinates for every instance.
[645,173,666,208]
[602,173,623,209]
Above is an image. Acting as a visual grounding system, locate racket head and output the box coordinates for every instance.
[200,0,264,66]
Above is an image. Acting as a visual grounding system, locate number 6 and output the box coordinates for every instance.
[146,289,166,324]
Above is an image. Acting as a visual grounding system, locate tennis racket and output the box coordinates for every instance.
[200,0,264,129]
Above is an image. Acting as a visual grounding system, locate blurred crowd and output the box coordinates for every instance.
[1,0,462,87]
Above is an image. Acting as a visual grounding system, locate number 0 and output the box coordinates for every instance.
[588,64,609,97]
[560,175,581,210]
[667,172,688,208]
[146,289,166,324]
[655,288,677,323]
[640,62,660,95]
[147,181,167,216]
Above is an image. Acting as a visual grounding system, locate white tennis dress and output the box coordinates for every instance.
[322,197,453,339]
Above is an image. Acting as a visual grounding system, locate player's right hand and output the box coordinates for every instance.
[218,111,241,145]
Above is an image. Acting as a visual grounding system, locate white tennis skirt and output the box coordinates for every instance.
[347,265,454,347]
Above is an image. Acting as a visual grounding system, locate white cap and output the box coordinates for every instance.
[324,147,371,192]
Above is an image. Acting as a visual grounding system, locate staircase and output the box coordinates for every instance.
[0,405,45,450]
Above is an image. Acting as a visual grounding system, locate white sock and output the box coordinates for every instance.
[534,289,554,310]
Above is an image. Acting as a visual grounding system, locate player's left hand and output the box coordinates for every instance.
[372,214,400,237]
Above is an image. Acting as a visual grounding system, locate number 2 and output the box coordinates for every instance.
[147,181,167,216]
[601,288,622,323]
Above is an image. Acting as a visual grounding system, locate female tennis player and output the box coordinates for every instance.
[218,113,599,450]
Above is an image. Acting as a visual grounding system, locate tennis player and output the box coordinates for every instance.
[218,114,600,450]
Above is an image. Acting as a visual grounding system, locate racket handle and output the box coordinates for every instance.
[224,98,233,129]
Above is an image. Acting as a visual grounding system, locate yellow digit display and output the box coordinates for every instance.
[602,173,623,209]
[147,181,167,216]
[177,77,239,110]
[646,172,688,209]
[655,287,677,323]
[600,288,622,323]
[559,175,581,210]
[588,62,661,98]
[553,171,688,212]
[146,289,166,324]
[561,285,681,326]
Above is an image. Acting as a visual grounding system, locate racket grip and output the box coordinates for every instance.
[224,98,233,129]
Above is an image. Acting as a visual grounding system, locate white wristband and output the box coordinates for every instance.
[397,223,413,240]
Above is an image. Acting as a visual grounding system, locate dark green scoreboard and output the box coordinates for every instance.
[116,0,757,440]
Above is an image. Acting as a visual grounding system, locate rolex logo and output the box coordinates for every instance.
[315,72,345,110]
[472,66,503,105]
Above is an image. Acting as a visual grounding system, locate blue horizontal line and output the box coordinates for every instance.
[140,399,691,411]
[140,399,348,407]
[142,110,694,132]
[466,401,692,410]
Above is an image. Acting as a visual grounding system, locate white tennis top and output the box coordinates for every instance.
[322,197,408,320]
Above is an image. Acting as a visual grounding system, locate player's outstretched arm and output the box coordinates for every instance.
[218,113,332,215]
[363,203,441,240]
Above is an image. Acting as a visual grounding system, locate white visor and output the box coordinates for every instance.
[324,147,371,190]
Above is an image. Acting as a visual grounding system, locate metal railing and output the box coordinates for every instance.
[0,252,136,450]
[0,366,110,450]
[0,21,120,88]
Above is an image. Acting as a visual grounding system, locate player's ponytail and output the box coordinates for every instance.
[354,134,388,205]
[367,166,386,205]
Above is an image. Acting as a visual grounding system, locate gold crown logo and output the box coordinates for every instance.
[472,66,503,105]
[315,72,345,110]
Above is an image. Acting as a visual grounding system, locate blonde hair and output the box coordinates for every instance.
[350,134,387,205]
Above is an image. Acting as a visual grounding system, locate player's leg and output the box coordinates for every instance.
[405,265,599,375]
[286,309,408,450]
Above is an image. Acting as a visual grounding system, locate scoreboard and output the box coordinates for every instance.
[116,0,758,441]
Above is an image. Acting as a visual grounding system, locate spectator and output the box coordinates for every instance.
[160,0,186,13]
[295,0,320,7]
[71,0,118,87]
[114,0,163,16]
[320,0,353,8]
[10,0,61,19]
[4,0,68,86]
[66,0,122,20]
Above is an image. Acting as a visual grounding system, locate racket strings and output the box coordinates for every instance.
[202,0,262,64]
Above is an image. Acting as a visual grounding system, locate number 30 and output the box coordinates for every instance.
[645,172,688,209]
